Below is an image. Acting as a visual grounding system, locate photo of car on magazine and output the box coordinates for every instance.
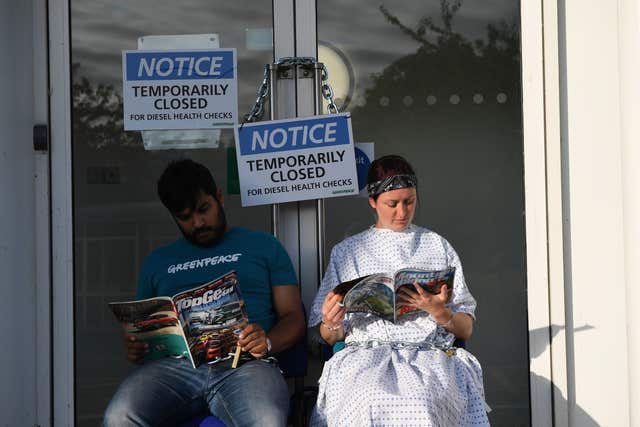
[331,267,456,323]
[109,270,248,369]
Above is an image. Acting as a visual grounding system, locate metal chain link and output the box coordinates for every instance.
[275,56,316,67]
[243,57,340,123]
[243,63,271,123]
[320,63,340,114]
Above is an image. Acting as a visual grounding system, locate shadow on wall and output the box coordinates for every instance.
[529,373,599,427]
[529,323,593,359]
[529,324,598,426]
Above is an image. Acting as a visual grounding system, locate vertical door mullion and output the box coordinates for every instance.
[272,0,303,284]
[49,0,75,425]
[272,0,324,312]
[35,0,52,423]
[293,0,321,312]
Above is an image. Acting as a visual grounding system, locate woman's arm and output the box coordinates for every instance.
[431,309,473,341]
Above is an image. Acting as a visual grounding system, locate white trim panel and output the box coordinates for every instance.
[558,0,629,424]
[620,0,640,424]
[542,1,569,425]
[521,1,554,426]
[49,0,75,425]
[34,0,52,424]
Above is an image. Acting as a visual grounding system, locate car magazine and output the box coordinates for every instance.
[109,270,248,368]
[332,267,456,322]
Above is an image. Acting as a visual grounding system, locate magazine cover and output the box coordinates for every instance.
[109,270,249,368]
[334,267,456,322]
[172,271,249,367]
[109,297,191,365]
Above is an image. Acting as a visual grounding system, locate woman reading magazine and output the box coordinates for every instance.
[309,155,489,426]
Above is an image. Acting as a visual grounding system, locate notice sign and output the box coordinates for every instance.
[122,49,238,130]
[234,114,359,206]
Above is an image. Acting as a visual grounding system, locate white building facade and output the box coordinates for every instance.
[1,0,639,425]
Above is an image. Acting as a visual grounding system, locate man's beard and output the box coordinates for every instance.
[181,207,227,247]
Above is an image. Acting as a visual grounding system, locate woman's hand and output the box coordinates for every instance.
[321,291,346,328]
[397,283,473,340]
[396,282,451,321]
[319,291,346,345]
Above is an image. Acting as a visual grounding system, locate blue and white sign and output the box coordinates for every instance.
[122,48,238,130]
[234,113,359,206]
[354,142,374,197]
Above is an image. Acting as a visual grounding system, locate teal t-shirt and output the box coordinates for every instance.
[137,227,297,331]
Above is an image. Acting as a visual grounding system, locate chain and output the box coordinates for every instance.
[275,56,316,67]
[243,57,340,123]
[243,63,270,123]
[320,63,340,114]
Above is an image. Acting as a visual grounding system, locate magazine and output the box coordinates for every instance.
[109,270,248,369]
[332,267,456,323]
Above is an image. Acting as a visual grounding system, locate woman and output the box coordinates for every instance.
[309,155,489,426]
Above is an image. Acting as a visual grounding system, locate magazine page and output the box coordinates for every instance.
[172,270,248,367]
[393,267,456,319]
[340,274,395,322]
[331,275,371,297]
[109,297,193,366]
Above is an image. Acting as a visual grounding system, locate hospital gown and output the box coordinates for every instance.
[309,224,489,426]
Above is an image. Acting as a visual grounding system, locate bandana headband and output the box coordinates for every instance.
[366,174,417,197]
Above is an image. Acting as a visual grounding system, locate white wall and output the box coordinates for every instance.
[0,1,38,425]
[619,0,640,425]
[559,1,631,425]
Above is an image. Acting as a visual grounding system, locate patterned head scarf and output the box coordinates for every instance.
[366,174,417,197]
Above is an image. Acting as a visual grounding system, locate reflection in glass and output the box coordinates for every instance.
[320,1,528,425]
[71,1,272,424]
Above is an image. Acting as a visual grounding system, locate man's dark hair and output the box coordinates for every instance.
[157,159,218,214]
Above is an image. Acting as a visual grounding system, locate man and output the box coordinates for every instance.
[104,159,305,427]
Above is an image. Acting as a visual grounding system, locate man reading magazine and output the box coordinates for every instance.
[103,159,305,427]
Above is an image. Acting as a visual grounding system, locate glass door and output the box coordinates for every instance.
[65,1,533,425]
[70,2,275,424]
[318,1,529,425]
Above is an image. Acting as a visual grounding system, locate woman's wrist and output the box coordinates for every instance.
[321,318,343,331]
[434,309,455,328]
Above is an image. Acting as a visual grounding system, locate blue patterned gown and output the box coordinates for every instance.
[309,225,490,426]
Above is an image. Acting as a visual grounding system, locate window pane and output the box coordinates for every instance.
[319,2,529,425]
[71,2,272,424]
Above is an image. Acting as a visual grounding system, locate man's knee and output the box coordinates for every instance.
[220,400,288,427]
[209,361,289,426]
[103,395,138,427]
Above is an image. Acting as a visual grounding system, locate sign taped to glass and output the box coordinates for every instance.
[234,113,359,206]
[122,48,238,130]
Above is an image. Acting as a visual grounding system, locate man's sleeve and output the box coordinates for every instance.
[135,255,156,299]
[267,235,298,286]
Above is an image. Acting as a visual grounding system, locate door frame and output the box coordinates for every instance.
[49,0,75,425]
[521,1,567,425]
[47,0,558,425]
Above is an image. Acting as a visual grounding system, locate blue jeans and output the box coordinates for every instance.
[103,358,289,427]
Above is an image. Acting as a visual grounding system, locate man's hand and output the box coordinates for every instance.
[124,335,148,364]
[238,323,269,358]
